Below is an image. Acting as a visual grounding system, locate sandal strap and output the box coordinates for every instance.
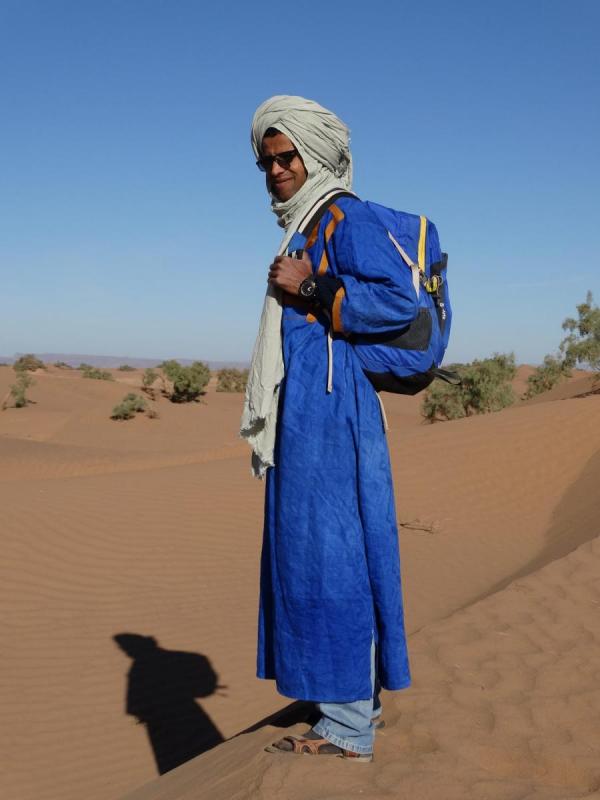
[286,736,336,755]
[268,734,372,759]
[341,748,370,759]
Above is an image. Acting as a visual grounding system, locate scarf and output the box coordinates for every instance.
[240,95,352,477]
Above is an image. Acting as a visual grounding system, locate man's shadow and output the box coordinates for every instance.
[114,633,225,775]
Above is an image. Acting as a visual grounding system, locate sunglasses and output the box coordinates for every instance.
[256,149,299,172]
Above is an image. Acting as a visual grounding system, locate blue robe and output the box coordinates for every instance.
[257,196,416,703]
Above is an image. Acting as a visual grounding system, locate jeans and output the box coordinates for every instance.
[312,638,381,754]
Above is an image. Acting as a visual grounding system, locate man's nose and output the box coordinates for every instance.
[268,159,286,177]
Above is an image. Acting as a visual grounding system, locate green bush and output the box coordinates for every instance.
[421,377,467,423]
[216,368,249,393]
[2,372,34,410]
[158,360,182,378]
[523,355,571,399]
[13,354,45,372]
[142,368,158,390]
[141,368,159,400]
[53,361,72,369]
[77,362,94,371]
[422,353,516,423]
[159,359,210,403]
[81,366,114,381]
[110,393,148,420]
[118,364,136,371]
[560,291,600,374]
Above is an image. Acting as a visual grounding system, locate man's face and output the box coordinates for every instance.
[261,132,308,202]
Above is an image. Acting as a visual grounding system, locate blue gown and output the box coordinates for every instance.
[257,196,416,703]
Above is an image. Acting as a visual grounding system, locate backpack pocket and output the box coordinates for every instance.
[381,308,432,351]
[351,307,432,351]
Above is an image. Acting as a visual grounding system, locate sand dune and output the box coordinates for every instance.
[122,533,600,800]
[0,367,248,480]
[1,365,599,800]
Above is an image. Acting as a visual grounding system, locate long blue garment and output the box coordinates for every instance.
[257,196,415,703]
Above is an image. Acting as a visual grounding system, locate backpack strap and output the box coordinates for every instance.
[293,191,357,396]
[417,216,445,296]
[432,367,462,385]
[284,190,355,258]
[296,190,357,249]
[387,231,421,297]
[418,215,427,273]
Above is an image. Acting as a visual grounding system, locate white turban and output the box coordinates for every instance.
[241,95,354,477]
[251,95,353,230]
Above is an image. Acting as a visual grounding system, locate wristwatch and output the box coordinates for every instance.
[299,276,319,304]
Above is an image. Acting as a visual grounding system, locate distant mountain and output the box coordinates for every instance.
[4,353,249,370]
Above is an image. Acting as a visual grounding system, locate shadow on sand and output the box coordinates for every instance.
[237,699,318,737]
[114,633,225,775]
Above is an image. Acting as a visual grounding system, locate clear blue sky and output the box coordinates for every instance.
[1,0,599,364]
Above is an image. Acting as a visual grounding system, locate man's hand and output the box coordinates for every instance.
[268,251,312,296]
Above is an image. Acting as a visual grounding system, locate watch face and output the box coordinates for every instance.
[300,278,316,298]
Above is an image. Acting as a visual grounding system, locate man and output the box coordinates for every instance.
[241,96,417,761]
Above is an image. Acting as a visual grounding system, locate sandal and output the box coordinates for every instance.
[265,731,373,762]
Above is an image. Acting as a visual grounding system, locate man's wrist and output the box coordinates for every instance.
[298,275,320,304]
[314,275,344,311]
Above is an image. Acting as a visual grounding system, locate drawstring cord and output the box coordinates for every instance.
[376,392,389,432]
[326,330,334,393]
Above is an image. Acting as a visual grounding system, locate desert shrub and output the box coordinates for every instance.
[77,362,94,371]
[118,364,135,371]
[0,362,10,367]
[81,366,114,381]
[53,361,72,369]
[422,353,516,423]
[142,368,158,398]
[523,355,571,399]
[13,354,45,372]
[2,372,34,410]
[159,359,210,403]
[110,393,147,420]
[216,368,249,393]
[421,377,467,423]
[157,359,185,378]
[560,291,600,374]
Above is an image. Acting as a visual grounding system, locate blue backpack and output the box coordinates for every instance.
[290,192,457,395]
[355,200,455,394]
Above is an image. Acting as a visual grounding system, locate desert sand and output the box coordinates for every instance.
[1,364,599,800]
